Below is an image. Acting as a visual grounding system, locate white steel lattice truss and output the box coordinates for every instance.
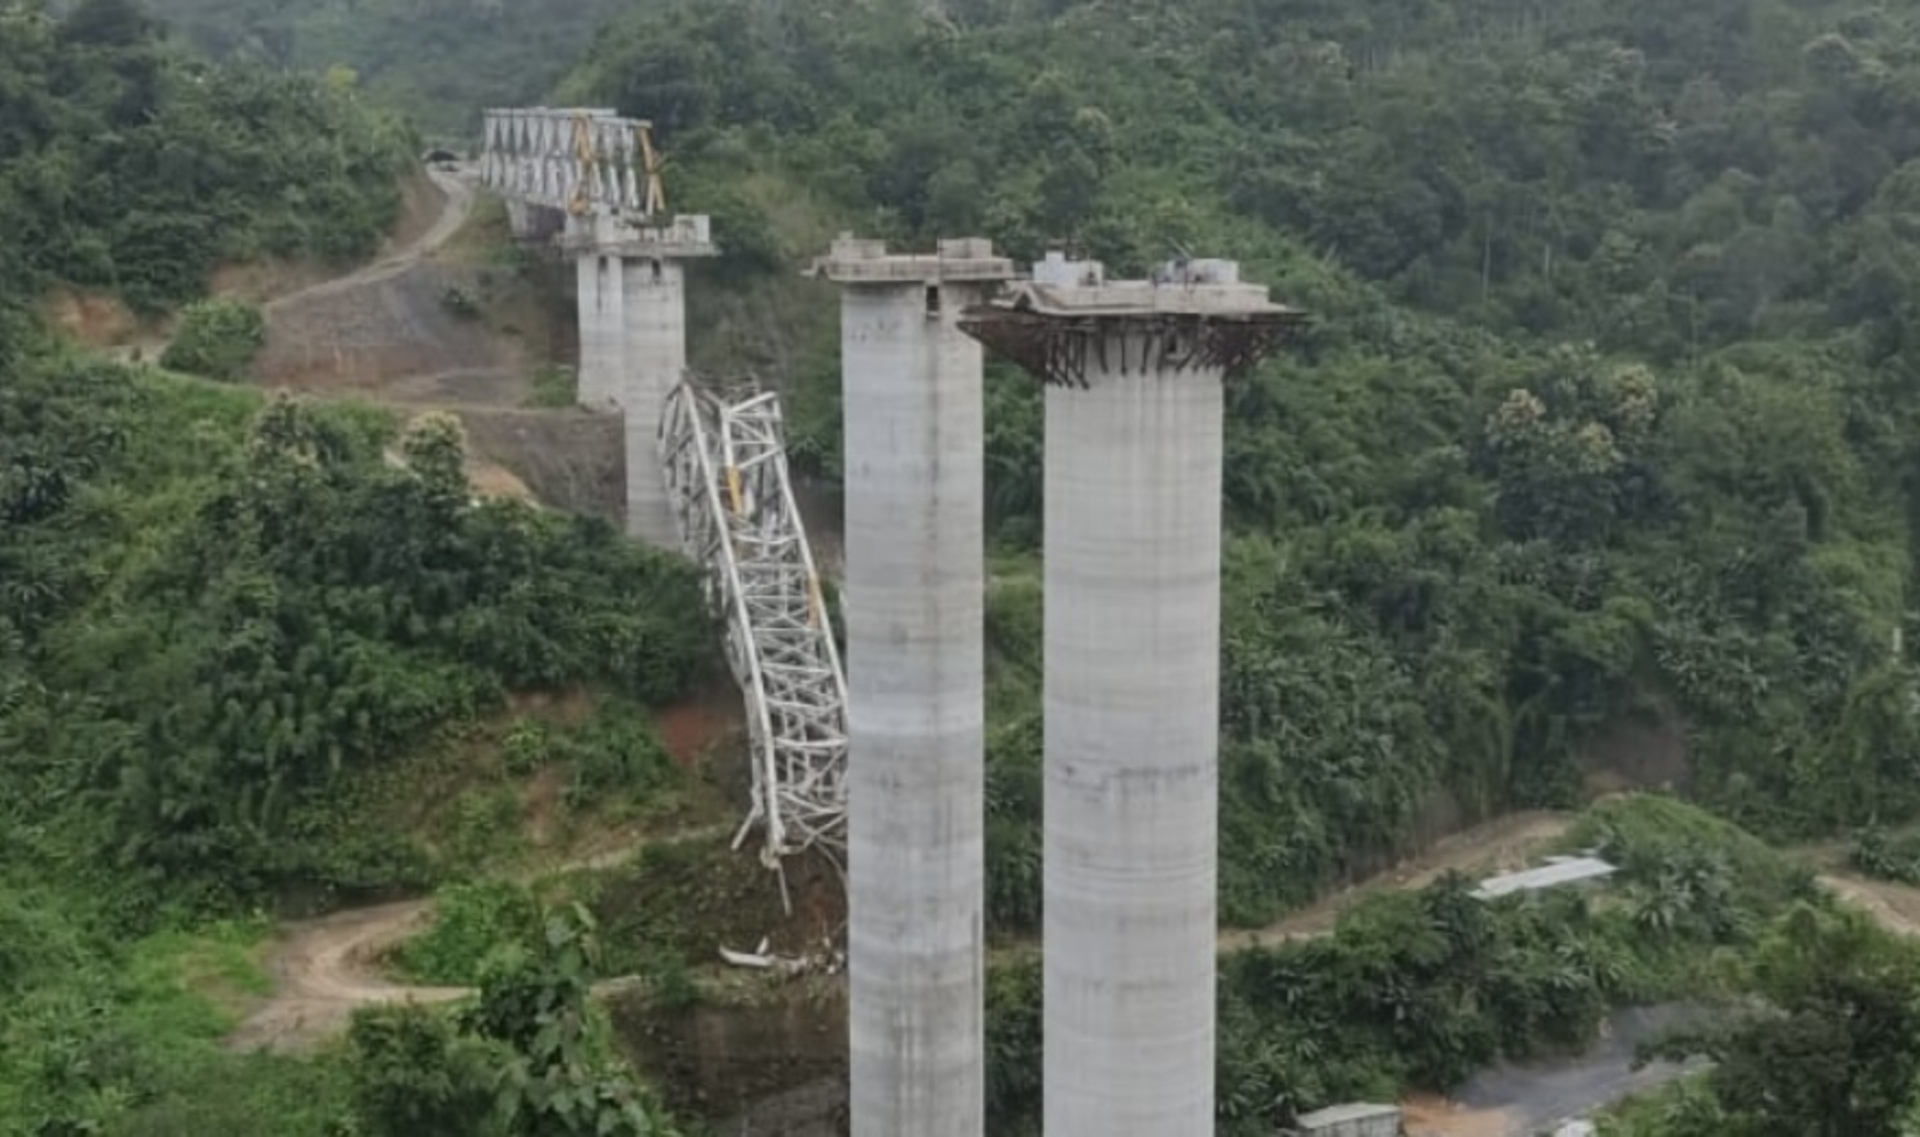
[660,381,849,888]
[479,107,665,217]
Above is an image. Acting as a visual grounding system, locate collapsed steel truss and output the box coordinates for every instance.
[480,107,665,218]
[659,379,849,890]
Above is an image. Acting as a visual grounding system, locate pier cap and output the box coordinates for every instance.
[958,252,1308,388]
[558,212,719,258]
[809,232,1016,285]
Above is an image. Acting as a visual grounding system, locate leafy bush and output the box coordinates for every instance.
[525,364,577,409]
[1848,826,1920,885]
[395,880,543,986]
[556,701,678,810]
[159,298,266,380]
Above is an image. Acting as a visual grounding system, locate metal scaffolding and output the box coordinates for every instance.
[479,106,666,218]
[659,379,849,896]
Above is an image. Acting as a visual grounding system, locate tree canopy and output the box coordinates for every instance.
[545,0,1920,926]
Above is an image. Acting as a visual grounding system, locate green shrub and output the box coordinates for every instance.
[526,364,578,409]
[394,880,543,985]
[557,701,678,810]
[502,717,552,775]
[159,299,266,381]
[1849,826,1920,885]
[635,947,702,1011]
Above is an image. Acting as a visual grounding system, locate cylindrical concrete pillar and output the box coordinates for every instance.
[620,256,686,547]
[574,251,623,411]
[1043,342,1225,1137]
[842,279,990,1137]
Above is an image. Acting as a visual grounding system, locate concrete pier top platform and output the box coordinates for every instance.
[1003,251,1302,318]
[809,233,1016,284]
[560,212,719,258]
[959,252,1307,388]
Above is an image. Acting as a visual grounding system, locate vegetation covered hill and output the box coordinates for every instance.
[134,0,629,136]
[1,3,710,1132]
[557,0,1920,934]
[1,0,412,315]
[15,0,1920,1133]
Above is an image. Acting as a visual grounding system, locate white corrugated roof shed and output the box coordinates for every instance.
[1472,855,1618,900]
[1296,1102,1401,1125]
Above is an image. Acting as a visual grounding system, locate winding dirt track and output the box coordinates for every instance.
[264,164,478,312]
[226,900,466,1051]
[227,812,1578,1054]
[225,824,733,1053]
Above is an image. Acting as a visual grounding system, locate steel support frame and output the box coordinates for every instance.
[659,381,849,889]
[480,107,661,217]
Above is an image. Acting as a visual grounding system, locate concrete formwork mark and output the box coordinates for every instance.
[622,256,685,547]
[1042,348,1227,1137]
[575,251,624,411]
[840,279,995,1137]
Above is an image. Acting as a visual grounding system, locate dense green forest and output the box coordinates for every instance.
[132,0,628,135]
[551,0,1920,931]
[0,0,411,313]
[18,0,1920,1133]
[0,3,707,1132]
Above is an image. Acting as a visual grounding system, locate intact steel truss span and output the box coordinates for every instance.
[659,379,849,898]
[480,106,666,218]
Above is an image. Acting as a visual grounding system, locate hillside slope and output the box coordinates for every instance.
[549,0,1920,934]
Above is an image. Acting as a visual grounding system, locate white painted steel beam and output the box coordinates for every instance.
[480,107,657,218]
[659,381,850,881]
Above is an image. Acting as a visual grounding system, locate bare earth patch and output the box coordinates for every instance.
[1402,1094,1516,1137]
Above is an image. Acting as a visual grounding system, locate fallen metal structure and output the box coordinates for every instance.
[659,378,849,900]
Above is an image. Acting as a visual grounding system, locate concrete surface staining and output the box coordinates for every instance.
[575,250,623,410]
[815,235,1013,1137]
[556,213,715,547]
[961,255,1299,1137]
[619,255,685,545]
[1044,346,1227,1135]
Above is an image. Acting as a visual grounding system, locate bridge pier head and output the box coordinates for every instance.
[561,213,716,546]
[960,254,1303,1137]
[811,235,1014,1137]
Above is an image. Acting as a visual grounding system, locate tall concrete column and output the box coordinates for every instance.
[574,249,623,411]
[620,254,688,544]
[813,235,1014,1137]
[562,214,716,547]
[960,253,1302,1137]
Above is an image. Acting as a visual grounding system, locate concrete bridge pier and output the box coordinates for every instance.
[811,234,1015,1137]
[960,253,1302,1137]
[562,213,717,546]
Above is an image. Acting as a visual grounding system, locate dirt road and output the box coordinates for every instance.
[225,900,465,1052]
[227,823,737,1053]
[1221,810,1574,951]
[263,164,476,313]
[227,811,1576,1054]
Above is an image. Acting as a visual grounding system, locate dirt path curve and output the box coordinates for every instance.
[1817,873,1920,936]
[227,824,733,1053]
[1221,810,1576,952]
[264,164,476,313]
[225,899,465,1052]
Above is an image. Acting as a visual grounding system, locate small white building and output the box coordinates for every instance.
[1289,1102,1403,1137]
[1471,855,1618,901]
